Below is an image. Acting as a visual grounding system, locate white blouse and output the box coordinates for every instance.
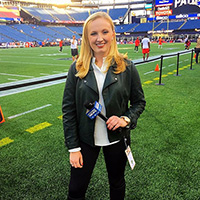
[92,57,119,146]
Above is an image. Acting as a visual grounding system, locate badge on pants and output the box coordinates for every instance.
[125,146,136,170]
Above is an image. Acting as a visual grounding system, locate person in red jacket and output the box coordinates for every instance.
[134,37,140,52]
[158,37,163,48]
[59,39,63,52]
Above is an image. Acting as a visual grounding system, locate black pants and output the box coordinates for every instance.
[195,48,200,63]
[68,137,130,200]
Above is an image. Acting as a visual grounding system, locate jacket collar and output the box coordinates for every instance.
[84,59,118,94]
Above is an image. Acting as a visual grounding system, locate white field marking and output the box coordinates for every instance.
[40,53,68,56]
[40,73,50,76]
[165,48,179,50]
[8,104,52,119]
[0,73,34,78]
[8,78,18,81]
[169,64,175,67]
[144,70,155,75]
[180,61,183,63]
[118,47,133,49]
[0,60,67,66]
[185,59,189,61]
[143,65,172,75]
[0,79,66,97]
[53,71,63,73]
[0,55,51,59]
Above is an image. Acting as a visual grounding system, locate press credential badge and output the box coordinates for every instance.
[125,146,136,170]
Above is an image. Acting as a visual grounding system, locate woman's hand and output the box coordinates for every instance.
[106,116,128,131]
[70,151,83,168]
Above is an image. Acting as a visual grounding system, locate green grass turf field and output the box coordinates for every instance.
[0,43,199,199]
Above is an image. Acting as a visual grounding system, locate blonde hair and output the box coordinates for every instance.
[76,12,127,79]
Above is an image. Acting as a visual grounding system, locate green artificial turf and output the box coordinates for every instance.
[0,43,199,199]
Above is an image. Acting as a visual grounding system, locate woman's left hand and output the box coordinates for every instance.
[106,116,128,131]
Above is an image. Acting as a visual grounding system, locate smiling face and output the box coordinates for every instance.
[87,17,115,58]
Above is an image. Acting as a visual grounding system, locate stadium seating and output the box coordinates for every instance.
[115,23,137,33]
[0,25,29,42]
[154,21,185,31]
[180,19,200,30]
[23,7,55,21]
[68,26,83,35]
[109,8,128,20]
[69,11,89,21]
[1,5,200,44]
[133,22,160,32]
[21,7,129,22]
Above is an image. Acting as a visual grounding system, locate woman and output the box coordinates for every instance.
[62,12,146,200]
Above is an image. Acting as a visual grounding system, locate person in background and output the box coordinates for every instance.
[158,36,163,48]
[184,35,189,50]
[62,12,146,200]
[71,35,79,61]
[186,39,191,50]
[141,35,150,61]
[195,35,200,64]
[134,37,140,52]
[59,39,63,52]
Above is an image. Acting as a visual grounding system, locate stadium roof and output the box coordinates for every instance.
[2,0,146,6]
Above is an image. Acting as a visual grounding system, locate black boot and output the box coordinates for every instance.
[67,195,85,200]
[110,184,125,200]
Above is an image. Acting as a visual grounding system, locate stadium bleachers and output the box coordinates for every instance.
[21,7,129,22]
[115,23,137,33]
[69,11,89,21]
[109,8,128,20]
[68,26,83,35]
[0,25,29,42]
[0,23,81,43]
[49,26,80,39]
[154,21,185,31]
[133,22,160,32]
[180,19,200,30]
[1,5,200,44]
[23,7,55,21]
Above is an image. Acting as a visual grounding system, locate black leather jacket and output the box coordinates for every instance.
[62,59,146,150]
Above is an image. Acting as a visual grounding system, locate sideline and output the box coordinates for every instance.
[0,49,192,97]
[0,79,65,97]
[8,104,52,119]
[0,73,34,78]
[0,60,67,67]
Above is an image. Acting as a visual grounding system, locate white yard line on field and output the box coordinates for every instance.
[8,78,18,81]
[0,73,34,78]
[8,104,52,119]
[0,60,67,66]
[53,71,63,73]
[40,73,50,76]
[144,70,155,75]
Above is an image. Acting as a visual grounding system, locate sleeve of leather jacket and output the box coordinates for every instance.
[124,62,146,129]
[62,63,80,150]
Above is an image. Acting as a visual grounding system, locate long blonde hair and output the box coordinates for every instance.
[76,12,127,79]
